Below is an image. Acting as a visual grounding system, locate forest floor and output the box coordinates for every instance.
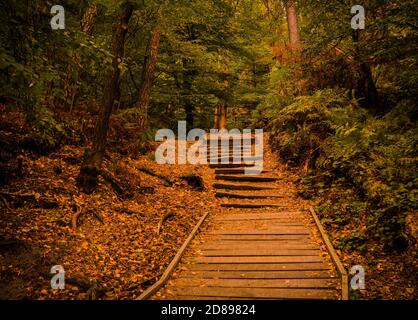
[0,108,416,300]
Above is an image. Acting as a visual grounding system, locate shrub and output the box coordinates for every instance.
[267,89,417,250]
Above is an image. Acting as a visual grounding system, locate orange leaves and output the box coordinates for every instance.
[1,143,219,300]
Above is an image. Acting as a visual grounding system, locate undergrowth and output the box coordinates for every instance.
[267,89,417,251]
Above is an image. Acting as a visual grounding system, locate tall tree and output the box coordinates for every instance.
[81,2,99,35]
[77,2,135,193]
[352,30,380,111]
[183,61,196,131]
[182,24,199,131]
[63,2,99,111]
[214,104,228,129]
[283,0,301,53]
[136,25,161,129]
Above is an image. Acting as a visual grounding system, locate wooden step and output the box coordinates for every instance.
[216,191,284,199]
[193,255,323,264]
[213,235,309,241]
[199,249,320,256]
[214,212,302,221]
[187,262,332,272]
[168,287,339,300]
[207,156,262,163]
[206,151,255,159]
[211,227,309,235]
[207,156,257,162]
[199,146,253,151]
[200,242,317,250]
[213,219,304,227]
[214,168,271,175]
[220,202,284,208]
[216,175,277,182]
[209,164,251,169]
[173,278,339,289]
[203,150,254,155]
[179,270,336,279]
[203,137,256,143]
[213,183,277,190]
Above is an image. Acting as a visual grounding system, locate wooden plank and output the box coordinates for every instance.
[209,164,250,169]
[220,222,305,228]
[167,295,257,300]
[200,242,317,250]
[214,169,271,175]
[137,212,209,300]
[218,222,304,227]
[206,152,254,157]
[215,221,305,228]
[186,262,332,272]
[221,203,285,209]
[216,192,284,199]
[216,220,305,226]
[169,287,339,300]
[215,213,302,221]
[309,207,348,300]
[216,175,277,182]
[193,256,323,264]
[213,183,277,190]
[204,137,256,142]
[180,270,336,279]
[213,235,309,241]
[211,228,309,235]
[174,278,340,289]
[215,217,303,222]
[199,249,320,256]
[203,144,254,148]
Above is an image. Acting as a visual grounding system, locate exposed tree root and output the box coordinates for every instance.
[137,166,174,186]
[157,212,175,235]
[100,169,125,196]
[72,207,104,230]
[0,192,59,209]
[116,207,144,216]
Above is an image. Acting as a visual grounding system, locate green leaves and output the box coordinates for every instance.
[267,85,417,250]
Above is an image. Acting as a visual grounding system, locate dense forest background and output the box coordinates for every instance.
[0,0,417,299]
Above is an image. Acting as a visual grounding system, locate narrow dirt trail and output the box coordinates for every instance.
[153,134,343,300]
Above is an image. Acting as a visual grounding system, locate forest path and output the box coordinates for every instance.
[153,134,343,300]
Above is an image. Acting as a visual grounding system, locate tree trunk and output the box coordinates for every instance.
[77,3,134,193]
[214,105,221,129]
[183,61,196,131]
[352,30,380,111]
[63,3,98,111]
[214,104,227,130]
[81,3,99,35]
[185,97,194,132]
[219,104,227,130]
[182,25,198,132]
[355,62,380,111]
[284,0,301,54]
[137,26,161,129]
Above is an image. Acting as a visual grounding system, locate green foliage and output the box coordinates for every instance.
[255,0,418,252]
[29,106,66,149]
[269,89,353,166]
[268,88,417,250]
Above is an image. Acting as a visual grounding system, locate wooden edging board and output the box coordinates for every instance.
[309,206,349,300]
[137,212,210,300]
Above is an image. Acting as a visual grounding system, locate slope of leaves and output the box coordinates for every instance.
[0,109,220,300]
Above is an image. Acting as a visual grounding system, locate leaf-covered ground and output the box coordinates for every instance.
[0,109,415,300]
[0,139,220,299]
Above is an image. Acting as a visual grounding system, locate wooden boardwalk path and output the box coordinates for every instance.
[150,135,346,300]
